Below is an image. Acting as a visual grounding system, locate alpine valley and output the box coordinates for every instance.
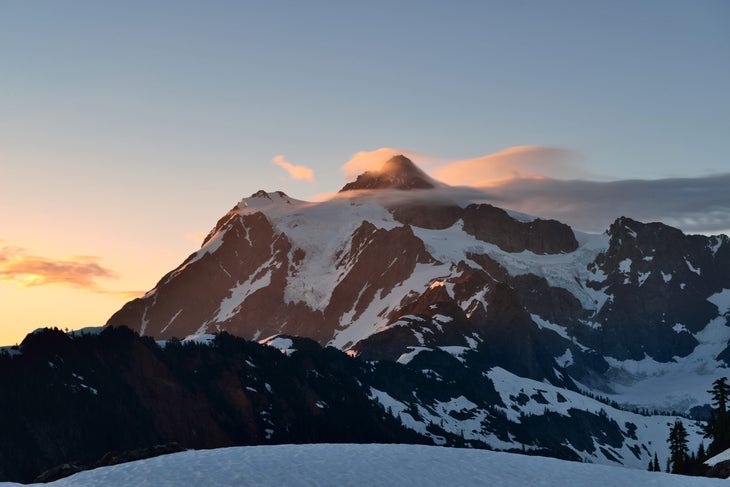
[2,156,729,482]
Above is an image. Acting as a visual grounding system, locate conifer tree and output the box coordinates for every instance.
[710,377,730,415]
[652,452,660,472]
[668,419,689,474]
[706,377,730,455]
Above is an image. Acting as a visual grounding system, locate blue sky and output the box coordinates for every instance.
[3,1,728,188]
[0,1,728,342]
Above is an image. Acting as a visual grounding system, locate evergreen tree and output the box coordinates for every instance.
[706,377,730,455]
[668,419,690,474]
[647,459,654,471]
[709,377,730,415]
[652,452,660,472]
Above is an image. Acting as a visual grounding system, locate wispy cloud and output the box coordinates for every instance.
[0,246,144,296]
[272,155,315,182]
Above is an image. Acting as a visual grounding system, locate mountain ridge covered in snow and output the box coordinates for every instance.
[12,154,714,479]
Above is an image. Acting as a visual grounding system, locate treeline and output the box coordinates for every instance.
[0,326,427,483]
[577,388,691,419]
[647,377,730,477]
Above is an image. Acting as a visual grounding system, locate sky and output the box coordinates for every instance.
[1,1,729,345]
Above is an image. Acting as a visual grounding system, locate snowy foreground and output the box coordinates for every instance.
[2,444,727,487]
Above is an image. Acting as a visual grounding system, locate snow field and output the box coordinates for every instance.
[2,444,726,487]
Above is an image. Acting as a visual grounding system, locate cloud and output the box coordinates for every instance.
[481,174,730,234]
[432,146,586,187]
[0,246,117,289]
[340,146,585,186]
[272,155,315,182]
[309,192,339,202]
[338,147,730,236]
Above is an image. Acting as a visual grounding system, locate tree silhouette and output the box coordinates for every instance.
[706,377,730,455]
[668,419,689,474]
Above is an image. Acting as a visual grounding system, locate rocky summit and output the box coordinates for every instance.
[340,154,437,191]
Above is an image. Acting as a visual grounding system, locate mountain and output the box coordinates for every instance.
[0,326,705,482]
[104,155,730,468]
[0,327,424,482]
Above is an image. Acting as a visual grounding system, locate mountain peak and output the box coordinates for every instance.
[340,155,437,192]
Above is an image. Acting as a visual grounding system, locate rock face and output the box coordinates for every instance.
[580,217,730,361]
[107,157,730,448]
[462,204,579,254]
[390,202,579,255]
[340,155,436,191]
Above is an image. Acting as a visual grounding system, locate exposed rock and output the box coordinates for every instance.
[340,155,436,191]
[586,216,729,361]
[706,458,730,478]
[325,222,438,329]
[108,211,304,340]
[510,274,588,326]
[462,204,578,254]
[390,203,462,229]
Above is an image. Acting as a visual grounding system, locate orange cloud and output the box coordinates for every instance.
[432,146,584,187]
[0,246,116,289]
[272,155,315,182]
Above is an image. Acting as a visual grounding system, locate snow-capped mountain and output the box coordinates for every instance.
[105,155,730,468]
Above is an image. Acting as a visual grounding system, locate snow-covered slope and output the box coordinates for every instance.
[2,444,725,487]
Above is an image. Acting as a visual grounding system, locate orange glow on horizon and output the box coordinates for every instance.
[0,237,186,347]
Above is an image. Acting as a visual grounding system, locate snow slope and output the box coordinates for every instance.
[2,444,724,487]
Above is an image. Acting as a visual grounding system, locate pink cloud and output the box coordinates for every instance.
[272,155,315,182]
